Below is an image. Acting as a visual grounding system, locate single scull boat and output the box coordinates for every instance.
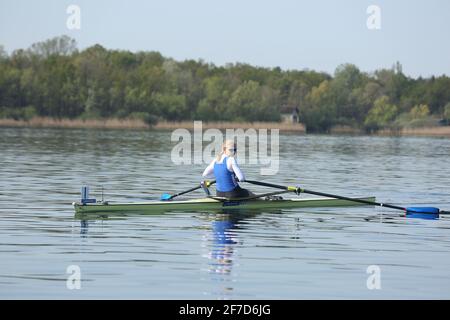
[73,196,376,214]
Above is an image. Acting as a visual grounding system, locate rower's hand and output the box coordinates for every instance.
[287,185,302,195]
[202,180,213,188]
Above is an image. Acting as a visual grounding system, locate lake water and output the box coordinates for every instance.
[1,127,450,299]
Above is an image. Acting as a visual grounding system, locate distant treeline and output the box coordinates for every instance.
[1,35,450,132]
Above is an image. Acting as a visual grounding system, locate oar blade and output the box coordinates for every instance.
[406,207,440,219]
[160,193,172,201]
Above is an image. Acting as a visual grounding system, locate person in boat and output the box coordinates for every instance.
[202,139,253,199]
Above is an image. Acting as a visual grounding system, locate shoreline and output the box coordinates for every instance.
[328,125,450,138]
[0,117,307,132]
[1,117,450,137]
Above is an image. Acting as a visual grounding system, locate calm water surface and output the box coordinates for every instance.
[1,127,450,299]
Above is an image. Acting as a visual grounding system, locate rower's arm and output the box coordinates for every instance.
[228,157,245,182]
[202,160,215,179]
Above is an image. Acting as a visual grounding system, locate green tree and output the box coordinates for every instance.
[410,104,430,119]
[302,80,337,132]
[364,96,398,131]
[0,45,7,60]
[375,66,409,106]
[423,77,450,114]
[228,80,261,121]
[28,35,77,58]
[331,64,365,121]
[443,103,450,120]
[228,80,279,122]
[351,81,382,122]
[153,93,187,121]
[286,80,309,111]
[85,86,107,118]
[197,77,230,121]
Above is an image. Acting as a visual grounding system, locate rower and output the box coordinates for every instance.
[202,139,253,199]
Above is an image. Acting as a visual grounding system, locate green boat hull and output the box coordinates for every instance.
[74,196,376,216]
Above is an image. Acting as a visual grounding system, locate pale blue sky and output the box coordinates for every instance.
[1,0,449,78]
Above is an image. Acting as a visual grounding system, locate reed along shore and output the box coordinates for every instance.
[0,117,306,132]
[1,117,450,137]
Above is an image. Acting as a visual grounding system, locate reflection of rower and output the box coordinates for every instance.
[80,220,89,237]
[203,210,264,299]
[202,212,240,299]
[209,214,237,276]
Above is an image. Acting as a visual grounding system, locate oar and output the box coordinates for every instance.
[245,180,450,217]
[160,180,215,201]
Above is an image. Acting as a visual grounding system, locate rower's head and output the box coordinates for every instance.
[217,139,236,160]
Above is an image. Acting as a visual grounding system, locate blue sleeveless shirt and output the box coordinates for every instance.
[213,157,238,192]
